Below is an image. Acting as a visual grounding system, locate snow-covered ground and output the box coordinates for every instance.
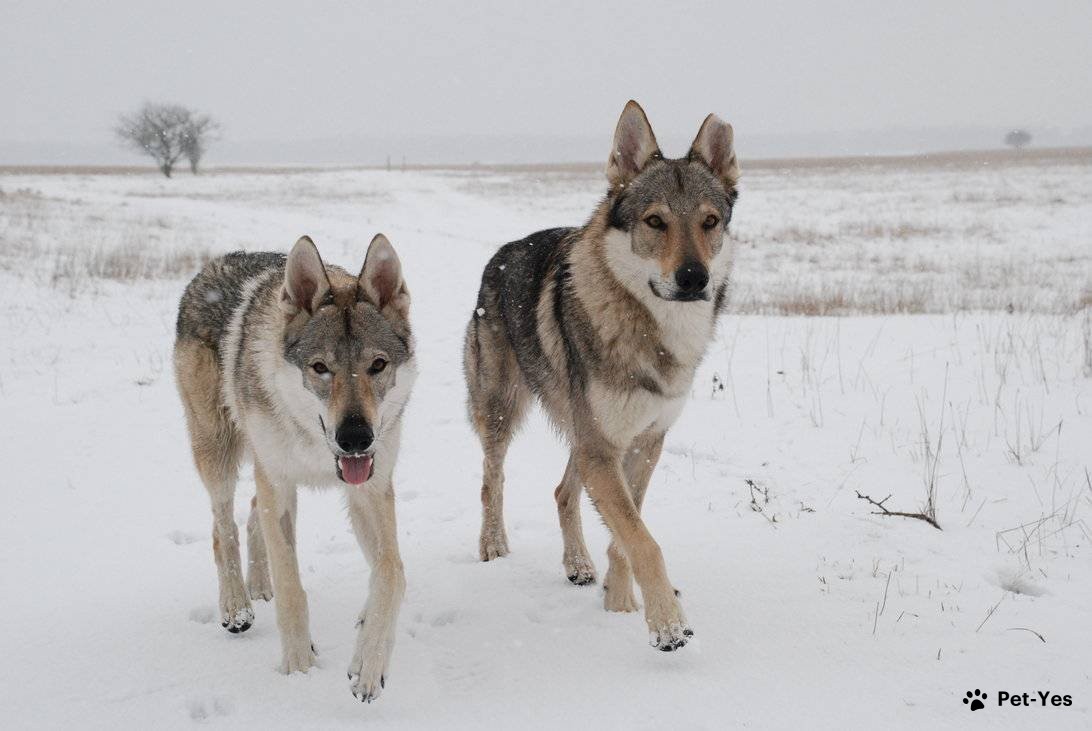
[1,159,1090,729]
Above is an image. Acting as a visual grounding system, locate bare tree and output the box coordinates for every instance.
[1004,129,1032,150]
[181,114,219,174]
[115,103,217,177]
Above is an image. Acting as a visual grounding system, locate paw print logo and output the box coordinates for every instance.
[963,689,987,711]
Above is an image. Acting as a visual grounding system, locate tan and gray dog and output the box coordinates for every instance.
[464,100,739,651]
[174,235,415,702]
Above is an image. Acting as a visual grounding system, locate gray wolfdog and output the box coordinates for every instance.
[464,100,739,651]
[174,234,415,702]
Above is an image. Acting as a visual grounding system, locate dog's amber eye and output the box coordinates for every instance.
[368,357,388,375]
[311,362,329,375]
[644,215,665,230]
[702,214,719,230]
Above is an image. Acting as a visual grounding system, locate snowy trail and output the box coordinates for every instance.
[1,168,1089,729]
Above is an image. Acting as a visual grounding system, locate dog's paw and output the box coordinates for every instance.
[649,622,694,651]
[349,669,386,704]
[646,595,692,651]
[220,604,254,634]
[603,581,639,612]
[479,531,510,562]
[219,580,255,633]
[279,641,317,674]
[348,619,394,703]
[564,553,597,586]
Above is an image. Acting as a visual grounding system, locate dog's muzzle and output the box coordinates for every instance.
[334,415,375,485]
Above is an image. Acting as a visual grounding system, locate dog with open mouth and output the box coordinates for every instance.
[174,234,416,703]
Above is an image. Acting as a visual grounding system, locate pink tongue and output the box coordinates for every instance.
[339,455,373,485]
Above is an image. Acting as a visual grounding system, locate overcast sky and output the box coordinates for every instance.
[3,1,1090,163]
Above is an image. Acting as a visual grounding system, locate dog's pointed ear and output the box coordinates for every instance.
[359,234,409,317]
[282,236,331,315]
[607,100,661,188]
[689,113,739,190]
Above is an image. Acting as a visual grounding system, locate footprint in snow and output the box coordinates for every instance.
[991,566,1048,596]
[167,530,205,546]
[188,606,217,624]
[187,694,233,721]
[430,610,459,628]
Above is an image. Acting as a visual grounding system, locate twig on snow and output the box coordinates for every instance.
[855,490,942,530]
[1006,627,1046,643]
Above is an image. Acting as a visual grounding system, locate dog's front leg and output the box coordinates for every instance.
[576,443,691,651]
[604,429,666,611]
[345,483,405,703]
[255,464,315,673]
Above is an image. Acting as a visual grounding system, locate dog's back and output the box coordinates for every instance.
[176,251,286,354]
[465,227,576,399]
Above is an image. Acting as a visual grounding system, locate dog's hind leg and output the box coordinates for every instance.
[473,375,529,561]
[603,429,665,615]
[555,453,596,585]
[464,316,530,561]
[175,340,252,633]
[246,495,273,601]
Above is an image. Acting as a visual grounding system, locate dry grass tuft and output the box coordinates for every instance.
[1,187,213,295]
[734,279,934,316]
[839,221,947,240]
[50,243,212,285]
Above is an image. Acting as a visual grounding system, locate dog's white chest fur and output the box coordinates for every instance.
[247,412,338,486]
[589,229,735,444]
[586,382,688,446]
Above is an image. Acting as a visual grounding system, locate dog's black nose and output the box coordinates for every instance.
[335,415,373,453]
[674,261,709,297]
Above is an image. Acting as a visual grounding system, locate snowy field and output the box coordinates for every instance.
[1,153,1090,729]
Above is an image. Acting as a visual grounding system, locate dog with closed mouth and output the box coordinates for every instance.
[175,234,415,701]
[464,100,739,651]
